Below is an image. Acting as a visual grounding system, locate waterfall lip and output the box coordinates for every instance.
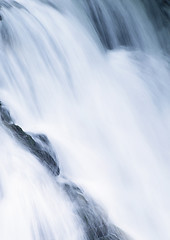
[0,101,60,176]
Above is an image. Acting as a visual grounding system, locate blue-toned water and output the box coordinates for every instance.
[0,1,170,240]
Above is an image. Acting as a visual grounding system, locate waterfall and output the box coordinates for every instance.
[0,1,170,240]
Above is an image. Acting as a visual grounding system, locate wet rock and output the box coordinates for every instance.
[62,180,129,240]
[0,102,60,176]
[0,102,129,239]
[0,102,14,124]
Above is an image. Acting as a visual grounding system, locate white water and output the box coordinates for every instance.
[0,0,170,240]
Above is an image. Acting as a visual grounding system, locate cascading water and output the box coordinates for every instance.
[0,0,170,240]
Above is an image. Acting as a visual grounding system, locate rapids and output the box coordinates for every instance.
[0,1,170,240]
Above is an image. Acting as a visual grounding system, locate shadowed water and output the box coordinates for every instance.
[0,1,170,240]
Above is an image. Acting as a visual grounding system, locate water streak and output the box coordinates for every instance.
[0,1,170,240]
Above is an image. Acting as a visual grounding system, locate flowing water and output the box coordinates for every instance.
[0,0,170,240]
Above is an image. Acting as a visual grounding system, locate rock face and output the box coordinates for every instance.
[0,102,60,176]
[0,101,130,240]
[62,180,129,240]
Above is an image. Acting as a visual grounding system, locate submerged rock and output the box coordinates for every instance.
[0,102,130,239]
[61,179,129,240]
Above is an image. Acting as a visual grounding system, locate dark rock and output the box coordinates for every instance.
[0,102,14,124]
[0,15,2,21]
[61,180,129,240]
[35,134,49,144]
[0,101,130,239]
[0,102,60,176]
